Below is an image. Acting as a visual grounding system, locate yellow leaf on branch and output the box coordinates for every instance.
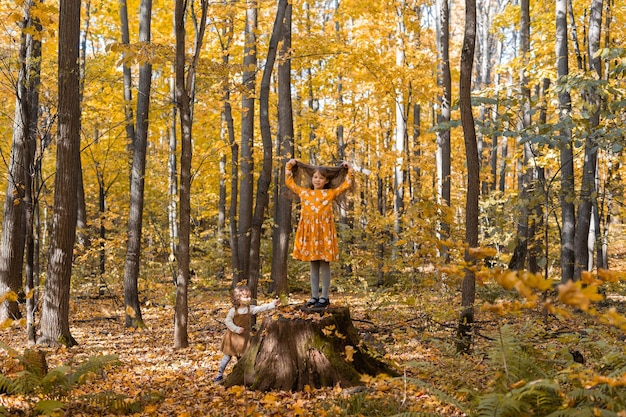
[468,246,497,259]
[557,280,603,311]
[0,291,18,303]
[494,271,518,290]
[597,269,626,283]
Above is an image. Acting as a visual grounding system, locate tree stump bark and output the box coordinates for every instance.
[224,306,398,391]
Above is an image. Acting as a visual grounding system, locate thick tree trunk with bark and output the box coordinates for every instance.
[224,307,397,391]
[270,0,293,296]
[457,0,478,354]
[0,29,29,321]
[38,0,81,347]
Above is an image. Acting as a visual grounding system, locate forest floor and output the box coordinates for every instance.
[1,266,626,417]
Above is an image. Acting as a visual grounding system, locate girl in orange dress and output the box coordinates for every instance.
[285,158,352,308]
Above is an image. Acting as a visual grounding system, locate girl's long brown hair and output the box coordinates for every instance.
[285,160,353,208]
[290,160,350,190]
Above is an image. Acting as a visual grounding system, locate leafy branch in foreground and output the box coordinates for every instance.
[0,342,140,416]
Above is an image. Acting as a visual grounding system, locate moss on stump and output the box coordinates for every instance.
[224,306,398,391]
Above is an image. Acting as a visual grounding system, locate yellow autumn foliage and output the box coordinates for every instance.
[557,280,604,311]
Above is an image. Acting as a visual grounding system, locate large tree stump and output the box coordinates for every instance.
[224,306,398,391]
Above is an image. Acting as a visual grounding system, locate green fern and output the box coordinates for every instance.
[33,399,66,416]
[545,408,620,417]
[567,387,615,408]
[40,365,72,398]
[80,390,143,413]
[477,325,626,417]
[0,344,125,415]
[69,354,120,387]
[12,369,44,395]
[476,380,563,417]
[488,325,548,390]
[396,375,469,415]
[602,351,626,377]
[477,392,526,417]
[0,374,16,394]
[477,327,564,416]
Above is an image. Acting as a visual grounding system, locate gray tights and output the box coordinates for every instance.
[217,354,231,377]
[310,260,331,300]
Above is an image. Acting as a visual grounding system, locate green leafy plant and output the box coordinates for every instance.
[474,326,626,417]
[329,389,409,416]
[0,342,139,416]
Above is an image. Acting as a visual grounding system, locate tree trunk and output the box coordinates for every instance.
[457,0,478,354]
[221,6,243,283]
[436,0,451,262]
[574,0,603,280]
[173,0,208,349]
[218,0,236,281]
[224,307,398,391]
[509,0,532,271]
[537,77,551,279]
[168,69,178,282]
[174,0,190,350]
[119,0,135,148]
[237,0,258,286]
[124,0,152,328]
[489,38,504,194]
[0,1,33,322]
[411,104,421,203]
[271,1,293,296]
[96,151,106,278]
[376,161,385,286]
[393,1,406,244]
[556,0,575,283]
[74,0,90,249]
[24,4,42,342]
[38,0,81,347]
[248,0,287,299]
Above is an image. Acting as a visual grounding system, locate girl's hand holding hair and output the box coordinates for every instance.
[286,159,297,168]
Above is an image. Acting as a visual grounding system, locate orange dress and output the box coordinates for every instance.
[286,166,352,262]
